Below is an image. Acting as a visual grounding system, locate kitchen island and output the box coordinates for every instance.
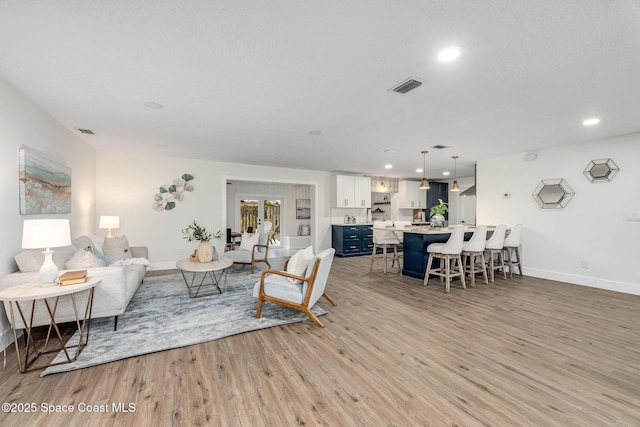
[401,226,477,279]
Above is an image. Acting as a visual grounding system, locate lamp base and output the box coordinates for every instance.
[39,249,60,287]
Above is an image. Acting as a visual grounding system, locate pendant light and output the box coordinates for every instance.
[451,155,460,192]
[419,150,430,190]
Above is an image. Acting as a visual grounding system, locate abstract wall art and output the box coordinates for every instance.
[296,199,311,219]
[19,145,71,214]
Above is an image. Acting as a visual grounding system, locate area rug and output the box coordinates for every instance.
[41,264,326,376]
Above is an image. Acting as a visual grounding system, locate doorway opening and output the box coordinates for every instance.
[239,198,281,246]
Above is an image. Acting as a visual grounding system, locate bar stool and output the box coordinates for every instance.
[485,224,507,282]
[393,220,413,270]
[424,225,466,292]
[461,225,488,287]
[370,220,401,274]
[504,224,523,278]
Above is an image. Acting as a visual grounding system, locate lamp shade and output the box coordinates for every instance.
[99,215,120,230]
[22,219,71,249]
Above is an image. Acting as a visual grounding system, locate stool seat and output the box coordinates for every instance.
[427,243,445,252]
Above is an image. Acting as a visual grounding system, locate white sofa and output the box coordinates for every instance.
[0,235,147,331]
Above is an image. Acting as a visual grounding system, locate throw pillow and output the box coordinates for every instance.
[65,248,106,269]
[93,248,111,266]
[239,232,260,252]
[102,235,133,264]
[286,246,314,284]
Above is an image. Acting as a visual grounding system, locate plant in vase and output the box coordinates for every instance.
[429,199,448,227]
[182,221,222,262]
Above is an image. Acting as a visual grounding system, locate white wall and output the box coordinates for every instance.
[96,151,332,269]
[0,77,97,349]
[477,133,640,294]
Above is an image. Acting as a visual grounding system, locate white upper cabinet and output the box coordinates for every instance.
[332,175,371,208]
[398,180,424,209]
[354,176,371,208]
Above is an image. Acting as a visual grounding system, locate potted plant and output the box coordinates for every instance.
[182,221,222,262]
[429,199,448,227]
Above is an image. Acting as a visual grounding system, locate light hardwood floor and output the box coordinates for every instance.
[1,255,639,426]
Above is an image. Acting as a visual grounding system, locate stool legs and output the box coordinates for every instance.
[462,251,488,287]
[370,243,400,274]
[505,246,522,278]
[424,253,465,292]
[487,248,507,282]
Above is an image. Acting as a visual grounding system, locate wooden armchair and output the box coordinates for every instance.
[224,232,271,273]
[253,248,336,327]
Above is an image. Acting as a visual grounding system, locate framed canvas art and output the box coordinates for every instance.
[296,199,311,219]
[19,145,72,214]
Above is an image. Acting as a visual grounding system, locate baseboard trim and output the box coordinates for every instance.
[524,268,640,296]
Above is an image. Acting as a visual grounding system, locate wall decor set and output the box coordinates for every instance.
[532,158,620,210]
[152,173,195,211]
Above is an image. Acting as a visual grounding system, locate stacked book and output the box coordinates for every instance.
[58,270,88,286]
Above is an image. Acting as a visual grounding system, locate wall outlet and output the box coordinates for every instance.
[581,260,590,269]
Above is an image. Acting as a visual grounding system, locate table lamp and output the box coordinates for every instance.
[22,219,71,287]
[99,215,120,238]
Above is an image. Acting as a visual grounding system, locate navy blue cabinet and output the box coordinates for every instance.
[332,225,374,257]
[426,182,449,220]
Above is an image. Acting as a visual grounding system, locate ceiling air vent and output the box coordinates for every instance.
[76,128,95,135]
[389,77,423,94]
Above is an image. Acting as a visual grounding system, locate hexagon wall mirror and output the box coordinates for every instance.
[532,178,575,210]
[583,158,619,183]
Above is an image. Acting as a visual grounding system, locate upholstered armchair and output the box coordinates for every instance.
[224,232,270,273]
[253,248,336,327]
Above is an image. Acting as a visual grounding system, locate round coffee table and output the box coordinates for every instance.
[176,255,233,298]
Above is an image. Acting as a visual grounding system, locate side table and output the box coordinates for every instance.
[176,256,233,298]
[0,276,100,373]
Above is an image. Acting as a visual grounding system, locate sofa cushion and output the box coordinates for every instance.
[15,245,77,273]
[72,235,96,252]
[102,235,133,263]
[65,248,106,269]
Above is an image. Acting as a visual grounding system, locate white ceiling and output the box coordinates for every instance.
[1,1,639,179]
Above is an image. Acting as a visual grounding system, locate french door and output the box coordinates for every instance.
[239,197,282,246]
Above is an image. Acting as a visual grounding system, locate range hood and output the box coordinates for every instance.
[459,185,476,196]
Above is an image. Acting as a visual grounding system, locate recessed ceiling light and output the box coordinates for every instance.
[385,164,393,169]
[582,117,600,126]
[416,168,423,173]
[443,171,450,176]
[144,101,163,109]
[438,47,461,62]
